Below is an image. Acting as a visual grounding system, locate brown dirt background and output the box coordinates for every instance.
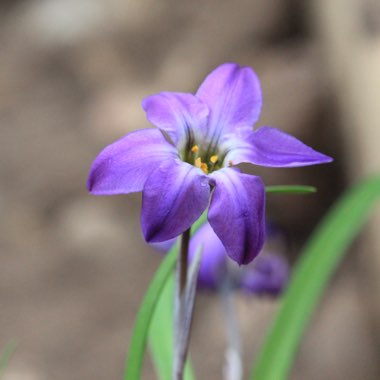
[1,1,379,379]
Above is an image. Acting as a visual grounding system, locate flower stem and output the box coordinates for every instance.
[173,228,192,380]
[179,228,191,294]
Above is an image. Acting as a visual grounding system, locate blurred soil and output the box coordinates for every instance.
[0,1,378,379]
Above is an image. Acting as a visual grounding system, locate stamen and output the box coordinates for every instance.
[191,145,199,154]
[210,155,218,164]
[228,160,233,167]
[200,163,209,174]
[195,157,209,174]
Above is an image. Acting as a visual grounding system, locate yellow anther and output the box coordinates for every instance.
[200,163,209,174]
[191,145,199,153]
[228,160,233,167]
[210,155,218,164]
[195,157,209,174]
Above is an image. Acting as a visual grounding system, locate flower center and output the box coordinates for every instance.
[189,145,219,174]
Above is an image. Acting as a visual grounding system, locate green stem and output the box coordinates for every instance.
[174,228,192,380]
[179,228,191,294]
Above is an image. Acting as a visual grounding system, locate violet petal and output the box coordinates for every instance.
[224,126,333,168]
[240,253,289,297]
[87,128,178,195]
[208,169,266,265]
[196,63,262,140]
[142,160,211,242]
[189,222,227,289]
[142,92,209,148]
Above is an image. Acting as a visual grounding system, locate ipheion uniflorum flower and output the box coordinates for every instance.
[87,63,332,265]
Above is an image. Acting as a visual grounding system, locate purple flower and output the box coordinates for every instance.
[87,63,332,265]
[239,254,289,297]
[188,222,289,297]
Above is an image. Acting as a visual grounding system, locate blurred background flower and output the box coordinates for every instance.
[153,221,289,296]
[188,221,289,297]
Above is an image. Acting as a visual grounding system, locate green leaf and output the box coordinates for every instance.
[0,340,17,379]
[149,275,176,380]
[124,212,207,380]
[251,175,380,380]
[265,185,316,194]
[149,274,195,380]
[123,243,178,380]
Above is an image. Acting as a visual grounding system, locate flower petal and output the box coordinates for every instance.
[142,160,211,242]
[87,128,178,195]
[149,237,177,253]
[208,169,266,265]
[240,254,289,297]
[142,92,209,148]
[224,126,333,168]
[196,63,262,140]
[189,222,227,289]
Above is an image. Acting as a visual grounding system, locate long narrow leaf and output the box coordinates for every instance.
[149,275,195,380]
[251,175,380,380]
[124,212,207,379]
[124,244,178,380]
[148,275,175,380]
[266,185,316,194]
[0,340,17,379]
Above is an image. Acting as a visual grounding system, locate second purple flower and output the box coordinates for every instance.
[87,63,332,265]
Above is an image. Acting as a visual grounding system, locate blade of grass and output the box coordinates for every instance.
[0,340,17,379]
[123,243,178,380]
[124,212,207,380]
[149,275,195,380]
[148,275,175,380]
[251,175,380,380]
[265,185,316,194]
